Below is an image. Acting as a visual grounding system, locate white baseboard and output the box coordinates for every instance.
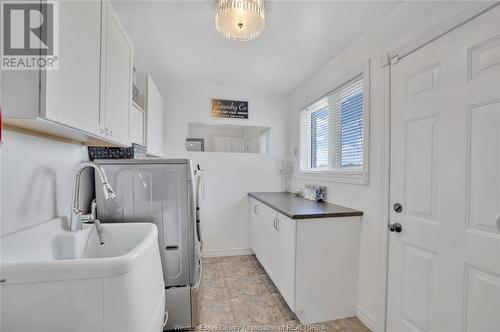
[203,248,253,257]
[356,305,376,331]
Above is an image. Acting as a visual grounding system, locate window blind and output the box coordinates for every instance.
[310,108,329,168]
[302,75,364,171]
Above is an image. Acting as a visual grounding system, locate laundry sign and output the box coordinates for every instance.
[211,99,248,119]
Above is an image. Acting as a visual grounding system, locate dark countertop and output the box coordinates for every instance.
[248,192,363,220]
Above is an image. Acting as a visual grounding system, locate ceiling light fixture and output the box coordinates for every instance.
[215,0,265,41]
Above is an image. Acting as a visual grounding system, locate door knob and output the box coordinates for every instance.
[388,223,403,233]
[393,203,403,213]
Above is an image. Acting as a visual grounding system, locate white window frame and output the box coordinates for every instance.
[298,60,370,185]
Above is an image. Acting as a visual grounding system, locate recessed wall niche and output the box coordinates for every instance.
[186,122,270,153]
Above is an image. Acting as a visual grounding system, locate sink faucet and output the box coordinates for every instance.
[70,161,115,233]
[83,199,105,245]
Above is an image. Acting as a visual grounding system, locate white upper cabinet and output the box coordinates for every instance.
[2,0,103,138]
[101,2,133,145]
[146,75,164,156]
[2,0,133,146]
[129,103,144,145]
[43,0,102,136]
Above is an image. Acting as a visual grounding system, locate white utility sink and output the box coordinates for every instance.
[0,218,165,332]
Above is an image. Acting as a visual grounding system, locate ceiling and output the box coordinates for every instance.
[113,1,400,94]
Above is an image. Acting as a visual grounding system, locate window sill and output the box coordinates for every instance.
[297,169,368,185]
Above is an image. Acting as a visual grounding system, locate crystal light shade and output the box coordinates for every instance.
[215,0,265,41]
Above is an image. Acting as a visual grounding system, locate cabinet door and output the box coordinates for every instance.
[146,76,164,156]
[102,3,133,144]
[249,199,259,256]
[275,213,296,309]
[129,103,144,145]
[262,205,277,280]
[43,0,101,135]
[255,202,267,262]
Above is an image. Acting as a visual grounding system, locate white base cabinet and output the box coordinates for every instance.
[249,198,361,325]
[250,201,296,310]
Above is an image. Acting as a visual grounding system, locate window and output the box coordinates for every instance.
[300,69,369,184]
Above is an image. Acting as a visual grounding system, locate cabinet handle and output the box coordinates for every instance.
[275,218,279,231]
[254,205,258,214]
[273,217,279,230]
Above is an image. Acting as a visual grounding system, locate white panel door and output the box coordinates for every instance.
[102,4,133,144]
[388,6,500,332]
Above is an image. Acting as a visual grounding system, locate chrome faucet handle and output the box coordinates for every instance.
[81,199,105,245]
[81,199,98,224]
[90,199,98,220]
[93,219,105,245]
[73,198,100,230]
[80,213,94,224]
[81,214,105,245]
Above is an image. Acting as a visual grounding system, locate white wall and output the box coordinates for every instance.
[0,131,92,237]
[163,84,288,256]
[287,1,472,331]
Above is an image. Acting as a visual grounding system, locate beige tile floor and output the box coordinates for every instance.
[198,255,371,332]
